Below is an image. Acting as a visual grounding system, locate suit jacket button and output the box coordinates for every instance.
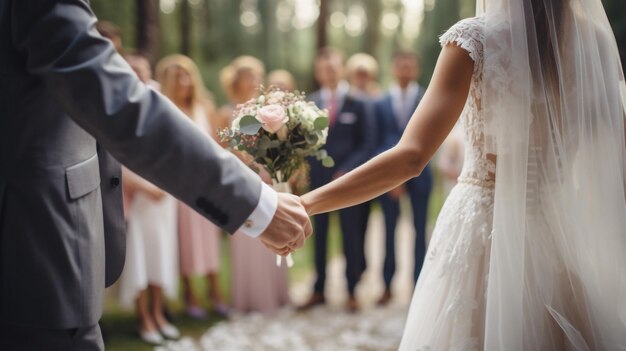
[110,176,120,187]
[244,219,253,228]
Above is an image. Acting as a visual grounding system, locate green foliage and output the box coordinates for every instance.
[603,0,626,69]
[90,0,625,100]
[313,117,329,131]
[238,115,263,135]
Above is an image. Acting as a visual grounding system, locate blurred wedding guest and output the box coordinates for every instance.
[218,56,265,125]
[345,54,381,244]
[120,52,156,220]
[124,52,161,91]
[118,169,179,345]
[220,56,290,314]
[437,123,464,194]
[373,51,432,305]
[115,51,180,345]
[156,55,229,319]
[96,21,123,52]
[346,53,382,99]
[268,69,297,91]
[300,48,376,312]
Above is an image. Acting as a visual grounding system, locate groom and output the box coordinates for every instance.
[0,1,311,349]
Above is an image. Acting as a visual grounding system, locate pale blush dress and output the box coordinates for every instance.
[178,105,222,277]
[229,233,290,313]
[224,104,290,314]
[118,192,178,308]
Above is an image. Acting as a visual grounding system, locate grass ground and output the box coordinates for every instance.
[101,173,446,350]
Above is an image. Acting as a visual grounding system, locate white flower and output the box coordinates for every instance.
[267,91,286,104]
[289,101,318,131]
[318,128,328,145]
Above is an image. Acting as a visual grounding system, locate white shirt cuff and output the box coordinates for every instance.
[238,183,278,238]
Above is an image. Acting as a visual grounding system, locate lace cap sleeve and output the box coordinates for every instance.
[439,17,485,67]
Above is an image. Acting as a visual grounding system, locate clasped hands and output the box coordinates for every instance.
[259,193,313,256]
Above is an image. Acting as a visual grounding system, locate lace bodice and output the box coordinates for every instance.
[439,17,496,187]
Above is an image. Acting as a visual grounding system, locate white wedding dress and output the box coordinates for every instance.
[399,12,626,350]
[398,17,496,350]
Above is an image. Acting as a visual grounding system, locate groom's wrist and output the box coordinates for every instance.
[238,183,278,238]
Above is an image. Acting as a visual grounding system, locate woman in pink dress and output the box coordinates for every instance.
[219,56,290,314]
[156,55,228,318]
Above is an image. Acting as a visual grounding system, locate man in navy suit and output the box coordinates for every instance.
[300,48,376,312]
[374,51,433,305]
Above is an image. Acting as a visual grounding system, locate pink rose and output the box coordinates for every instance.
[257,104,289,133]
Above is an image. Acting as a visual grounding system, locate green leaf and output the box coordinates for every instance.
[314,117,329,131]
[239,115,262,135]
[322,156,335,168]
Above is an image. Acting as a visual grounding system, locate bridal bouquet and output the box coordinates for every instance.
[219,87,334,266]
[219,87,334,184]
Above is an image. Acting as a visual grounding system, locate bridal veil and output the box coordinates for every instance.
[479,0,626,349]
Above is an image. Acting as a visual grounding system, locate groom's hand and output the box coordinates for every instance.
[259,193,312,256]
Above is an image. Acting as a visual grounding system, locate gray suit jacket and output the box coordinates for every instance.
[0,0,262,329]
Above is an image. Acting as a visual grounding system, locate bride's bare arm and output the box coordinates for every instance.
[301,45,474,215]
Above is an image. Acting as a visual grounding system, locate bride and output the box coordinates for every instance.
[300,0,626,349]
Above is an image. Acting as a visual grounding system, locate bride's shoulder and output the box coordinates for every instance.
[439,16,486,63]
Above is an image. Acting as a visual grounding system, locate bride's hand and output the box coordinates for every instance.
[299,194,313,217]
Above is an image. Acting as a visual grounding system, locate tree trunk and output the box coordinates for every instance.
[317,0,330,50]
[202,0,216,60]
[135,0,160,64]
[364,0,382,55]
[259,0,273,65]
[180,0,191,55]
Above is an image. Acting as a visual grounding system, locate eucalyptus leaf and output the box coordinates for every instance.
[322,156,335,168]
[314,117,329,131]
[239,115,262,135]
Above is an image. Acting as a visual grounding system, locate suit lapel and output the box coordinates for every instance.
[385,94,403,133]
[404,85,423,128]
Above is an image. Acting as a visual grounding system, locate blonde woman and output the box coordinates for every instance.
[118,53,179,345]
[220,56,290,314]
[346,53,382,99]
[156,55,228,319]
[267,69,297,92]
